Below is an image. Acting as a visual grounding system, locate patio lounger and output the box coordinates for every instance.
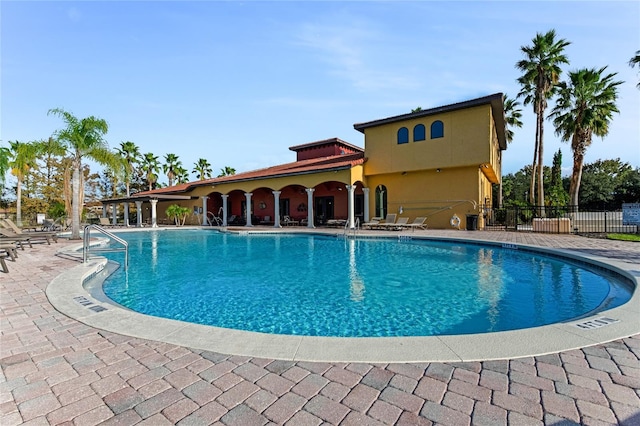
[283,216,299,226]
[0,242,18,261]
[368,213,397,230]
[362,217,382,229]
[2,218,59,243]
[402,217,427,231]
[0,242,18,273]
[379,216,409,231]
[0,230,33,250]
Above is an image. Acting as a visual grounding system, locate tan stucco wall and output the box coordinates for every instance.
[365,166,485,229]
[363,104,496,176]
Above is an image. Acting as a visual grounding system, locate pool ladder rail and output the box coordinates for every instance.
[82,224,128,269]
[343,217,360,237]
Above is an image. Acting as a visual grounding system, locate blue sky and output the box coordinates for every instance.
[2,1,639,184]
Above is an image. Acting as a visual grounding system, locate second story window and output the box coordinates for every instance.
[397,127,409,144]
[431,120,444,139]
[413,124,426,141]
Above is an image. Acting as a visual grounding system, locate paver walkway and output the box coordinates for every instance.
[1,230,639,425]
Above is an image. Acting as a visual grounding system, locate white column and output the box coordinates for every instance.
[111,203,117,225]
[201,196,209,225]
[305,188,315,228]
[244,193,253,226]
[124,203,130,227]
[150,199,158,228]
[221,195,229,226]
[346,184,356,229]
[272,191,281,228]
[363,187,370,222]
[135,201,143,227]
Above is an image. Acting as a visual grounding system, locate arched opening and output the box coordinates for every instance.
[375,184,387,218]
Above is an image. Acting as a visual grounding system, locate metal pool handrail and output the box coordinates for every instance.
[82,224,128,269]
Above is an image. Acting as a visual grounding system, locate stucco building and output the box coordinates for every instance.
[102,93,506,230]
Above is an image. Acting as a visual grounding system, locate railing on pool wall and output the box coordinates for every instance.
[82,224,128,269]
[343,217,360,238]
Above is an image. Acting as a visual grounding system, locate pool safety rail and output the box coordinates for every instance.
[82,224,128,269]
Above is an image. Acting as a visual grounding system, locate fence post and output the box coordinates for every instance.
[604,210,608,233]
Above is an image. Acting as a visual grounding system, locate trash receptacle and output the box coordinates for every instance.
[466,214,478,231]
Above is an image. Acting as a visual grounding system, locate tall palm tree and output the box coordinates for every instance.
[48,108,121,239]
[163,153,181,187]
[629,50,640,89]
[218,166,236,177]
[8,140,41,226]
[116,141,141,197]
[516,29,570,208]
[193,158,213,180]
[141,153,160,191]
[498,94,524,207]
[174,166,190,184]
[550,67,622,206]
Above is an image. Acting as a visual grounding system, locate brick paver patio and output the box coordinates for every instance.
[1,230,639,425]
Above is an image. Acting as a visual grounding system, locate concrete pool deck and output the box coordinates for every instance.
[2,229,639,424]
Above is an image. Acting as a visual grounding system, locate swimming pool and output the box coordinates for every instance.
[98,230,633,338]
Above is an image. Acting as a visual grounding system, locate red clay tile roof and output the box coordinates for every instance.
[135,151,365,196]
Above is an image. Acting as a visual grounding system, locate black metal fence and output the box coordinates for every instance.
[483,205,639,234]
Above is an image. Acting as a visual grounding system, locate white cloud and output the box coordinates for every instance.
[294,19,421,92]
[67,7,81,22]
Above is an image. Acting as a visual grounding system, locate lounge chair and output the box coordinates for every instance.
[401,216,427,231]
[379,216,408,231]
[0,228,34,249]
[283,216,299,226]
[2,218,58,243]
[369,213,397,230]
[362,217,382,229]
[99,217,117,227]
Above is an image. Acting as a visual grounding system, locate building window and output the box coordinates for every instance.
[431,120,444,139]
[397,127,409,144]
[413,124,426,141]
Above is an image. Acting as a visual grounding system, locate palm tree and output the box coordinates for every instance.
[516,29,570,208]
[116,141,140,197]
[0,145,10,184]
[629,50,640,89]
[218,166,236,177]
[48,108,121,239]
[550,67,622,206]
[141,152,160,191]
[8,141,41,226]
[193,158,213,180]
[503,94,523,143]
[163,153,182,187]
[174,166,189,184]
[498,94,524,207]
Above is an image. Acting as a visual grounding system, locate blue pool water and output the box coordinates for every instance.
[99,230,632,337]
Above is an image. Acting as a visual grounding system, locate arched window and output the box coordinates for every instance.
[431,120,444,139]
[375,185,387,218]
[413,124,426,141]
[397,127,409,144]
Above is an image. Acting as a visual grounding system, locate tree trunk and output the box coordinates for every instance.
[64,167,72,217]
[537,109,545,216]
[71,165,81,240]
[529,116,539,206]
[16,176,23,227]
[569,141,586,206]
